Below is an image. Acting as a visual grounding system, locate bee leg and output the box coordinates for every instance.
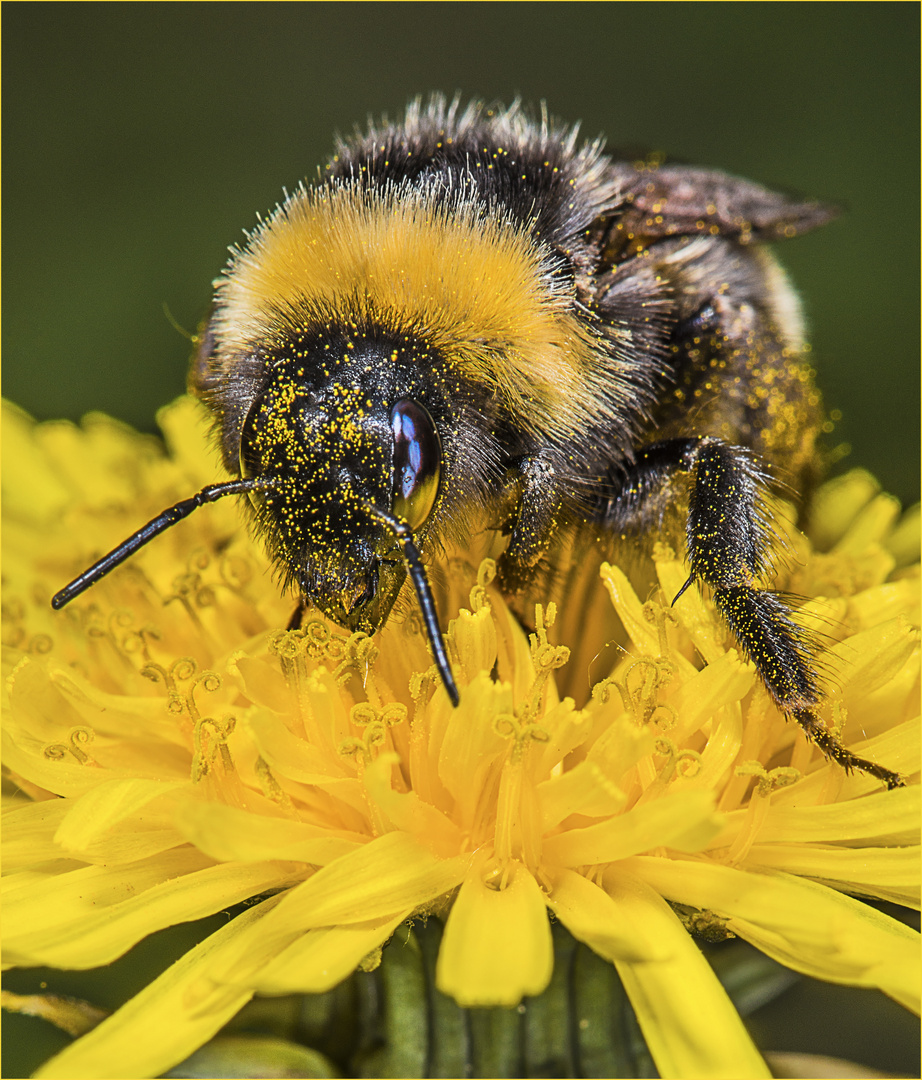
[611,438,904,788]
[689,439,903,787]
[495,452,564,593]
[286,598,307,632]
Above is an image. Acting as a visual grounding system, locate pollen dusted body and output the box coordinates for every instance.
[56,98,901,788]
[196,100,826,593]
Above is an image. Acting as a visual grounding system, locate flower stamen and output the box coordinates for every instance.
[335,633,380,700]
[643,597,679,658]
[43,726,95,764]
[470,558,497,612]
[613,656,675,724]
[340,701,405,768]
[191,715,237,782]
[653,739,703,783]
[254,755,295,811]
[726,761,802,862]
[525,603,570,720]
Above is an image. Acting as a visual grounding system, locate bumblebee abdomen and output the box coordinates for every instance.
[638,240,824,488]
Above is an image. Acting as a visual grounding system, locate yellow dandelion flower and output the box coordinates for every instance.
[3,397,919,1079]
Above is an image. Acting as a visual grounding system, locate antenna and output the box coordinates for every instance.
[367,506,460,707]
[52,480,461,709]
[51,478,265,609]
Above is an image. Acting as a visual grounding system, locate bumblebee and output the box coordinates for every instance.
[53,97,902,788]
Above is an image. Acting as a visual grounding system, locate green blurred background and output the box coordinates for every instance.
[3,3,919,505]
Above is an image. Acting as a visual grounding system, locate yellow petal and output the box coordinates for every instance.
[251,831,468,932]
[436,672,510,827]
[4,849,295,968]
[0,989,107,1038]
[437,861,552,1005]
[849,715,921,782]
[826,616,920,705]
[207,833,468,989]
[156,395,221,484]
[848,578,921,631]
[4,658,189,793]
[33,898,269,1079]
[1,403,74,518]
[363,752,464,858]
[745,841,920,906]
[243,708,349,783]
[845,663,922,743]
[600,563,662,656]
[546,867,668,962]
[489,584,543,702]
[174,798,364,864]
[656,556,728,666]
[885,504,921,567]
[48,412,172,508]
[728,783,919,845]
[530,698,592,777]
[542,789,723,867]
[538,759,628,832]
[3,798,71,868]
[833,492,902,556]
[248,914,407,994]
[451,605,498,686]
[230,653,301,714]
[808,469,880,551]
[628,855,921,1013]
[602,866,770,1078]
[665,649,754,745]
[582,712,656,785]
[53,778,188,862]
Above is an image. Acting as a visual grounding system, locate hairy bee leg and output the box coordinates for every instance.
[496,452,564,593]
[604,438,904,788]
[789,708,904,788]
[685,438,904,788]
[287,599,307,632]
[681,438,820,705]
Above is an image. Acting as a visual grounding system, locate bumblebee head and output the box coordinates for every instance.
[190,179,546,639]
[236,336,443,632]
[52,319,457,702]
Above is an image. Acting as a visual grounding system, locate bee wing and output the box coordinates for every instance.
[611,163,838,241]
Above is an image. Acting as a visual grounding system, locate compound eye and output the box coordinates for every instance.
[390,399,441,531]
[238,406,265,512]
